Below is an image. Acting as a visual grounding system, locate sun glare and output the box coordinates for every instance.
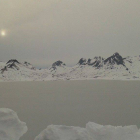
[1,31,6,36]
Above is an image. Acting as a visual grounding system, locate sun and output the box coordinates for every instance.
[1,31,6,36]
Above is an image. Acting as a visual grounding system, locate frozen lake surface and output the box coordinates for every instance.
[0,80,140,140]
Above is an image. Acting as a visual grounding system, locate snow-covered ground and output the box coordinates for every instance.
[0,53,140,81]
[0,108,27,140]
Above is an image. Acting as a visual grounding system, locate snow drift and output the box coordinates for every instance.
[0,108,27,140]
[34,122,140,140]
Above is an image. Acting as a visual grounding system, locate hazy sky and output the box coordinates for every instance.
[0,0,140,68]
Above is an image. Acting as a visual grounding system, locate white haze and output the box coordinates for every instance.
[0,0,140,67]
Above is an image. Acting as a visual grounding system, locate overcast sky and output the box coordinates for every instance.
[0,0,140,68]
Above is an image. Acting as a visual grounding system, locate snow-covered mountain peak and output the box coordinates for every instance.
[6,59,20,64]
[24,61,31,66]
[23,61,36,70]
[6,59,20,70]
[49,60,66,72]
[87,56,104,68]
[0,59,36,75]
[77,58,87,65]
[52,60,66,67]
[104,52,125,66]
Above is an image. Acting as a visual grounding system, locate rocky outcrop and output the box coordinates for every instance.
[104,52,125,66]
[6,59,20,64]
[50,60,66,70]
[78,58,87,65]
[87,56,104,68]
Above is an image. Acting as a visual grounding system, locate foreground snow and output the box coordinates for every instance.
[35,122,140,140]
[0,108,27,140]
[0,108,140,140]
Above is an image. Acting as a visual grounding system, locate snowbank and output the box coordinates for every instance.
[35,122,140,140]
[0,108,27,140]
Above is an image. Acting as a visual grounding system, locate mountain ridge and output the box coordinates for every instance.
[0,53,140,81]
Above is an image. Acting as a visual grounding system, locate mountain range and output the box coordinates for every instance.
[0,52,140,81]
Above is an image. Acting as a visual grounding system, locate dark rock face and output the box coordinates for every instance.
[78,58,87,65]
[78,57,104,68]
[87,57,104,68]
[77,53,128,70]
[87,59,91,63]
[1,60,20,74]
[6,59,20,70]
[6,59,20,64]
[1,66,7,74]
[7,63,19,70]
[51,60,66,71]
[24,62,31,66]
[24,61,36,70]
[52,61,66,67]
[1,59,20,73]
[104,53,125,66]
